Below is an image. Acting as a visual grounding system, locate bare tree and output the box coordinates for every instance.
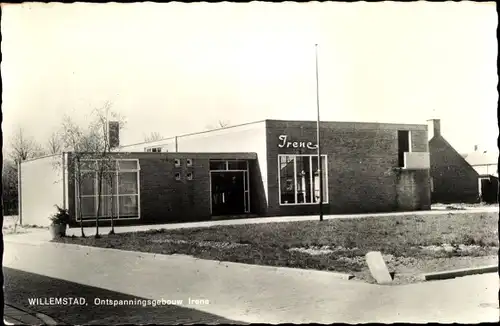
[47,130,64,155]
[56,116,88,237]
[217,120,230,128]
[2,159,19,222]
[55,101,127,238]
[10,127,46,164]
[205,120,230,130]
[144,131,163,142]
[92,102,127,236]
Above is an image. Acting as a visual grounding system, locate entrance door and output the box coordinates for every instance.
[211,171,245,216]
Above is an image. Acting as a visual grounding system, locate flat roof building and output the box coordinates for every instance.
[19,119,431,227]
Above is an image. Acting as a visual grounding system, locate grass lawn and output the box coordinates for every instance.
[55,211,499,284]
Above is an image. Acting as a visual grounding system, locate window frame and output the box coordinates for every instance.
[397,130,412,168]
[75,158,141,221]
[277,154,329,206]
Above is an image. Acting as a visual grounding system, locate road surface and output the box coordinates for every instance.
[4,267,244,325]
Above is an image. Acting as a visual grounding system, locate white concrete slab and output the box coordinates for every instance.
[366,251,393,284]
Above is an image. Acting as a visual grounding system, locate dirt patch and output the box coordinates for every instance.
[419,244,491,254]
[288,246,335,256]
[151,238,250,250]
[288,246,361,256]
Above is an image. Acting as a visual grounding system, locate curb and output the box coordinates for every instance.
[50,241,355,281]
[422,265,498,281]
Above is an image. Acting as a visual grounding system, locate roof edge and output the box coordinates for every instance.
[120,119,267,149]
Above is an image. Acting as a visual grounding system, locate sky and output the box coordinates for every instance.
[1,1,498,154]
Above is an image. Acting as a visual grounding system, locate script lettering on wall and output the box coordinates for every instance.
[278,135,318,150]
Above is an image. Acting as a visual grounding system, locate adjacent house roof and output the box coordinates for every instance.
[461,151,498,166]
[461,151,499,177]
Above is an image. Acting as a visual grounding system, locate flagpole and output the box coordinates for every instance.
[315,44,323,222]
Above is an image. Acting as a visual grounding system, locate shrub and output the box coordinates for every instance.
[49,205,71,225]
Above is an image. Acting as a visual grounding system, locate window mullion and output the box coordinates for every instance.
[293,157,298,204]
[116,170,120,219]
[309,156,314,203]
[94,167,99,217]
[321,155,326,204]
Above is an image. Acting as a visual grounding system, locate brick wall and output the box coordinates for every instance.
[265,120,431,215]
[67,152,258,227]
[429,135,479,203]
[138,154,212,224]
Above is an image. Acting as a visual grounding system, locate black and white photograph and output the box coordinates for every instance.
[1,1,498,324]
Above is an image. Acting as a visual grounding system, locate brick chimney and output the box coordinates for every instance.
[426,119,441,141]
[108,121,120,149]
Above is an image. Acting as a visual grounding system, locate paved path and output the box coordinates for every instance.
[3,240,498,323]
[60,206,499,237]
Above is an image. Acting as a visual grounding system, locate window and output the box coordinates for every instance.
[209,160,248,171]
[186,159,193,167]
[187,172,193,180]
[210,160,227,170]
[430,177,434,192]
[174,159,181,167]
[175,172,181,180]
[278,155,328,205]
[397,130,411,167]
[76,159,140,220]
[145,147,162,152]
[118,160,138,170]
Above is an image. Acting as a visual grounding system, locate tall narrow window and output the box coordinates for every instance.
[279,156,296,204]
[295,156,311,203]
[279,155,328,205]
[311,156,328,203]
[398,130,410,167]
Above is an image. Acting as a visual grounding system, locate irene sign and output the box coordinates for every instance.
[278,135,318,150]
